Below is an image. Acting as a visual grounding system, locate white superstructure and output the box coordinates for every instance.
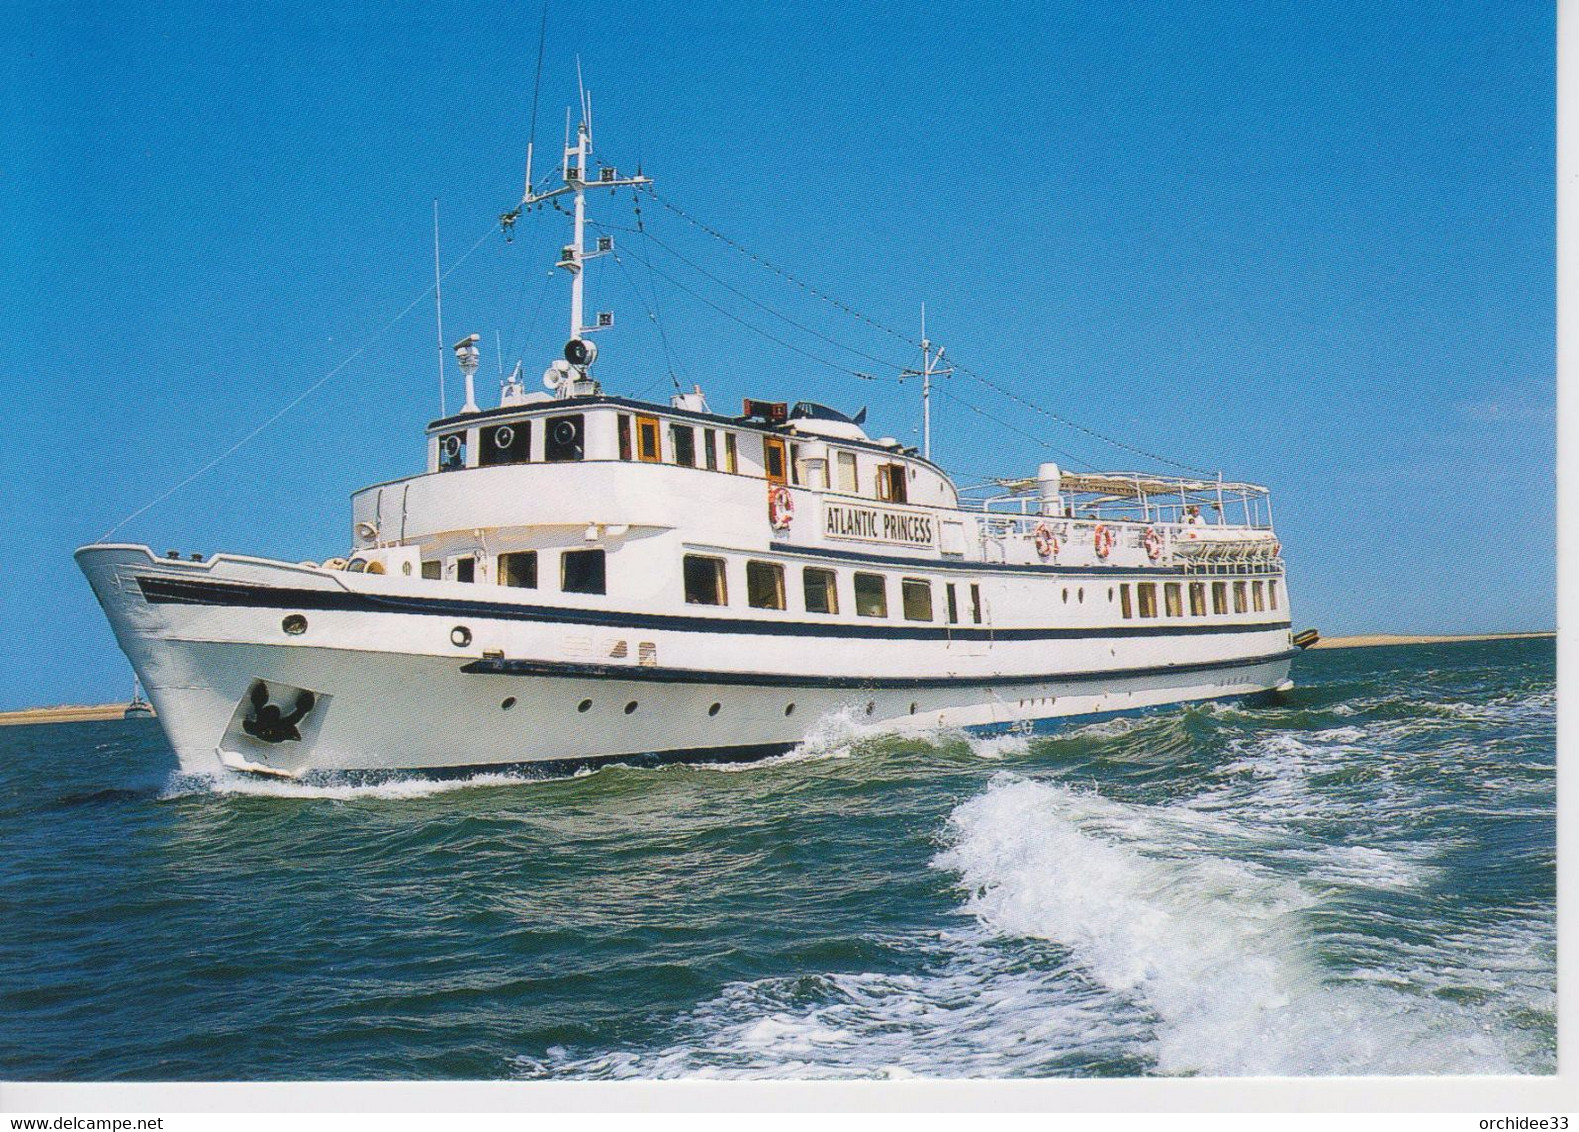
[77,92,1300,779]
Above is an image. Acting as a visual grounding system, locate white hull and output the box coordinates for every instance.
[78,545,1296,778]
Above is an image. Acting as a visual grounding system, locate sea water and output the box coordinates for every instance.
[0,639,1554,1080]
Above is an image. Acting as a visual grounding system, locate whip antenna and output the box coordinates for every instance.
[524,1,548,199]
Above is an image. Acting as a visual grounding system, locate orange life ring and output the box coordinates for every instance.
[768,485,795,531]
[1142,526,1164,561]
[1032,522,1058,559]
[1092,524,1115,559]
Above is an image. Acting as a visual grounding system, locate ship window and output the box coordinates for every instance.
[438,431,467,472]
[545,414,585,462]
[499,551,538,589]
[1164,583,1183,617]
[803,567,839,615]
[671,424,697,468]
[836,451,858,493]
[746,560,786,610]
[854,572,888,618]
[970,583,983,624]
[455,556,476,584]
[617,414,633,461]
[421,560,441,581]
[683,555,728,605]
[901,578,934,622]
[789,443,801,486]
[1120,584,1133,619]
[1189,582,1207,616]
[636,415,661,462]
[562,549,606,595]
[1212,581,1228,614]
[703,429,718,470]
[876,463,908,503]
[763,437,787,484]
[724,432,739,473]
[1252,580,1266,611]
[1137,583,1158,618]
[946,582,959,624]
[1268,580,1279,610]
[1233,581,1248,613]
[480,421,531,466]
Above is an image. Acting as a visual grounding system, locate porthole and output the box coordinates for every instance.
[577,699,592,713]
[624,700,639,715]
[1061,589,1068,603]
[785,703,796,716]
[501,696,517,711]
[1108,587,1114,601]
[450,625,472,648]
[708,702,722,717]
[1078,587,1085,602]
[281,614,308,636]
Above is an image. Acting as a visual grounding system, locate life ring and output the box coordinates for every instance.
[768,485,795,531]
[1142,526,1164,561]
[1032,522,1058,559]
[1092,524,1115,559]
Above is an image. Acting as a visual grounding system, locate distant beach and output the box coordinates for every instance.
[1309,632,1555,650]
[0,703,148,726]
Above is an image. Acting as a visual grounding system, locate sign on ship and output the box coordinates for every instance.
[823,501,936,548]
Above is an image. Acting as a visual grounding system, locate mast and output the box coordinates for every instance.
[900,305,951,460]
[500,71,650,390]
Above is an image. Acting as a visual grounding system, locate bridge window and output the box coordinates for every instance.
[876,463,908,503]
[1165,583,1183,617]
[703,429,718,470]
[803,567,839,615]
[617,414,633,461]
[562,549,606,595]
[837,451,858,493]
[1268,580,1279,610]
[480,422,531,466]
[671,424,697,468]
[636,415,661,462]
[455,556,476,584]
[763,437,787,483]
[1120,584,1133,619]
[1189,582,1207,616]
[1252,580,1266,611]
[545,415,585,462]
[747,560,786,610]
[1233,581,1248,613]
[724,432,739,473]
[854,572,888,618]
[1212,581,1228,614]
[421,560,441,580]
[1137,583,1158,618]
[683,555,728,605]
[788,443,801,485]
[438,431,466,472]
[902,578,934,622]
[499,551,538,589]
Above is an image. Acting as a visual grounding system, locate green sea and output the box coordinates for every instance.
[0,639,1555,1080]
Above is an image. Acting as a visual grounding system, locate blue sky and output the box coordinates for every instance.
[3,0,1553,708]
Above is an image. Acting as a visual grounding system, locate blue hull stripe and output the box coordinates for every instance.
[134,574,1291,643]
[458,648,1301,690]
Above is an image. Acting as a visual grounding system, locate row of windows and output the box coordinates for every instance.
[1118,579,1278,619]
[682,555,984,623]
[423,548,607,594]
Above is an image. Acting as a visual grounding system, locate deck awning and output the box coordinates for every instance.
[991,472,1267,498]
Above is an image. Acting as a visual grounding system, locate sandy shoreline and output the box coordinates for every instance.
[1308,631,1554,650]
[2,632,1552,725]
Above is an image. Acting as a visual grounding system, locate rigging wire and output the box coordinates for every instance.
[629,192,682,393]
[99,220,501,541]
[644,186,1214,476]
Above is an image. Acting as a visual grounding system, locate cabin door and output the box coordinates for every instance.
[762,437,788,484]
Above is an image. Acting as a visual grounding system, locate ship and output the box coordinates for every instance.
[124,676,154,719]
[76,92,1301,779]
